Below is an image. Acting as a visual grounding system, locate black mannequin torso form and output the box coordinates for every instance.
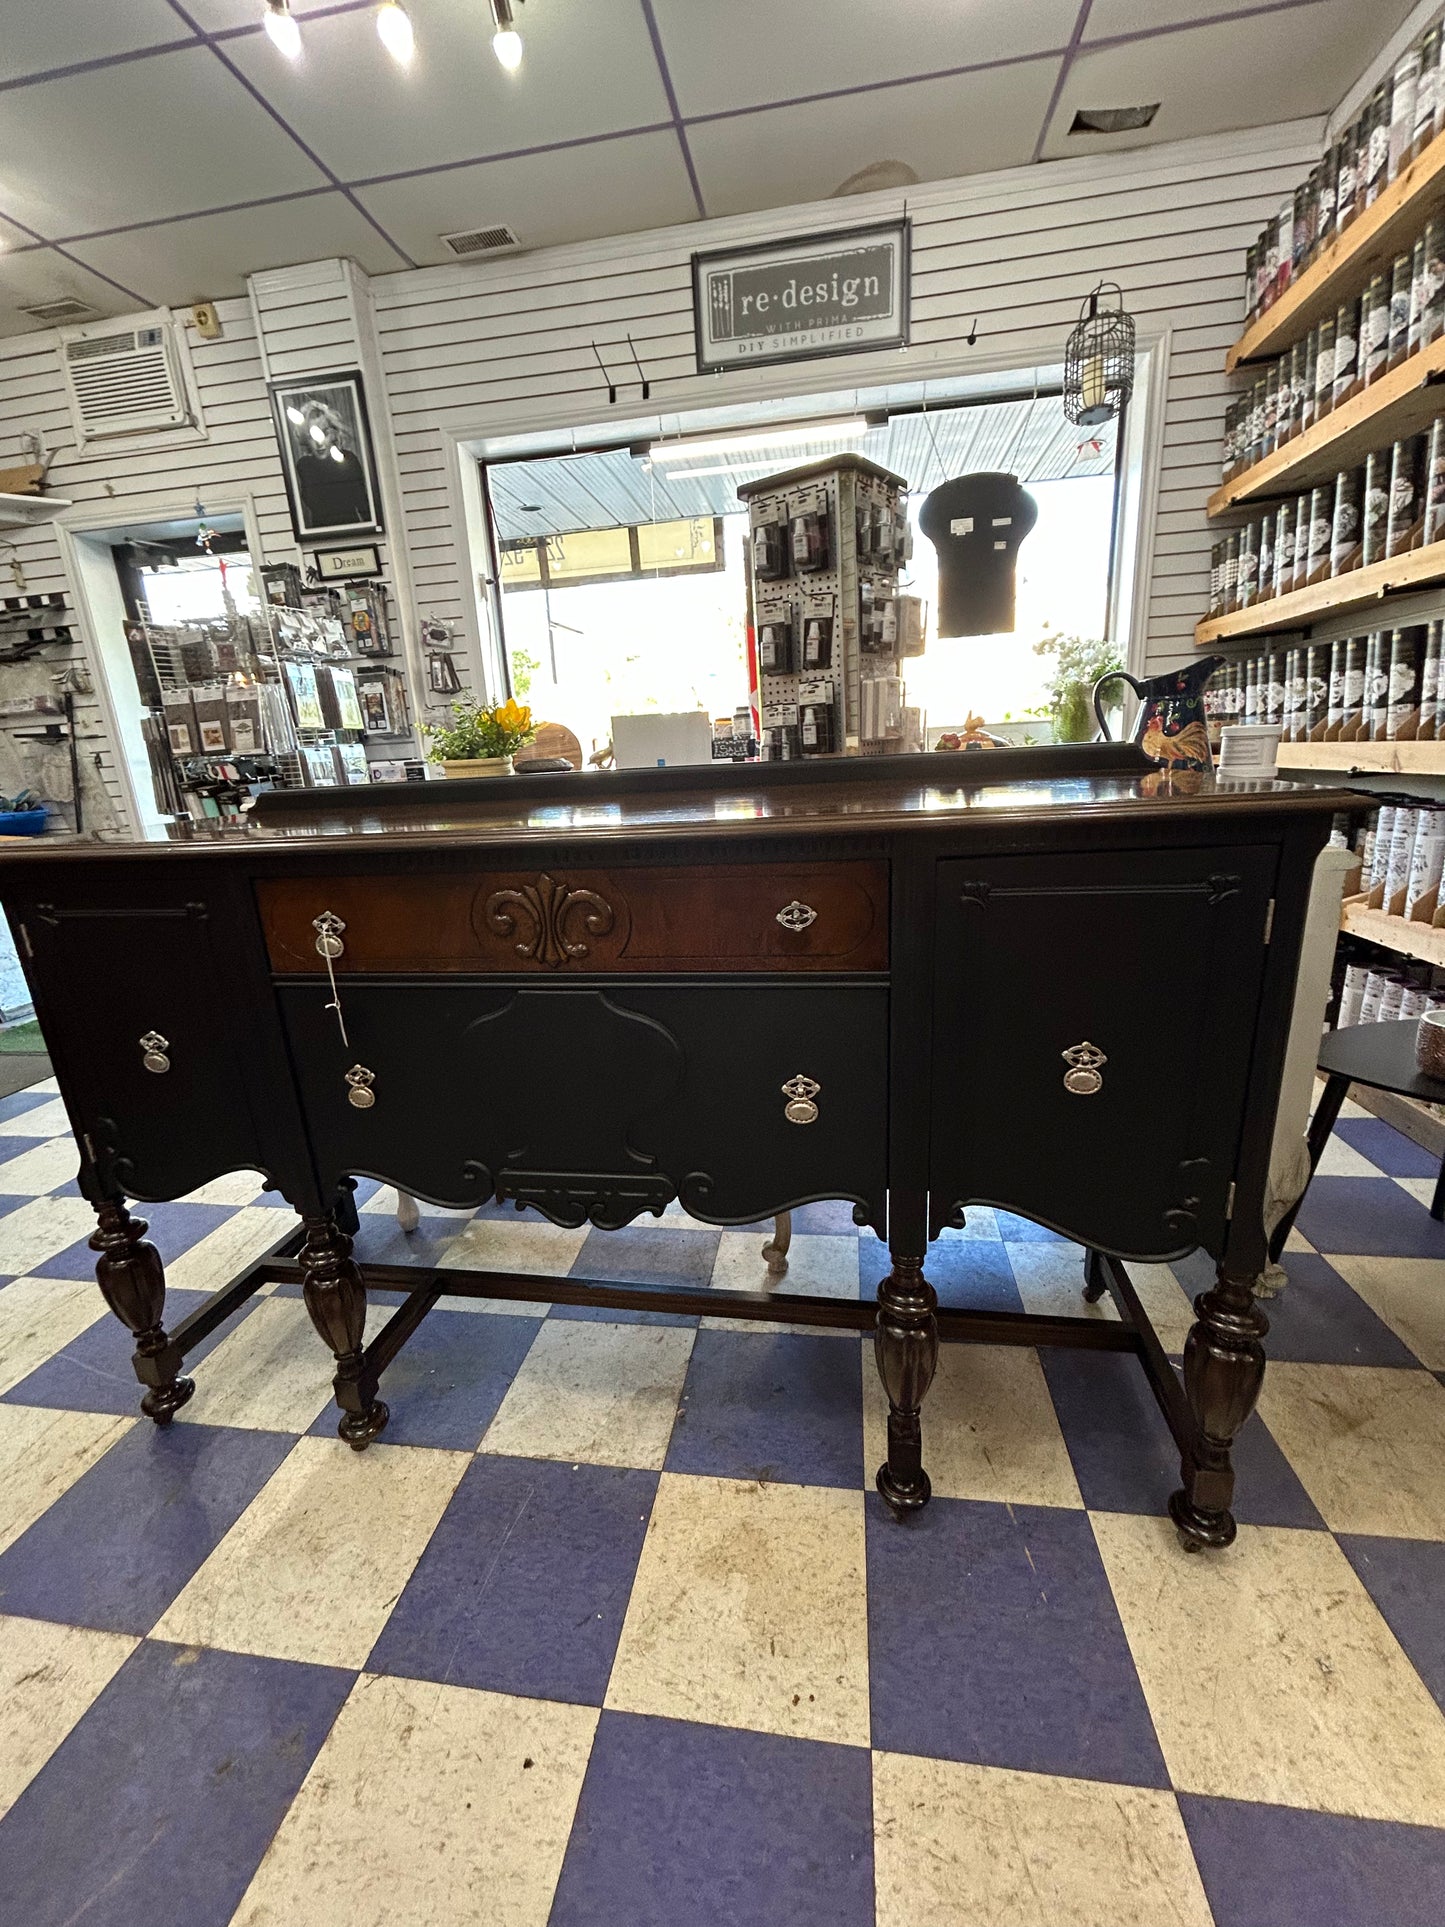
[919,472,1038,636]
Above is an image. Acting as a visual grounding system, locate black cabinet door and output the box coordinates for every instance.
[278,979,888,1232]
[929,846,1278,1257]
[12,875,312,1207]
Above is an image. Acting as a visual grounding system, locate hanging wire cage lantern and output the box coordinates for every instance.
[1063,282,1135,428]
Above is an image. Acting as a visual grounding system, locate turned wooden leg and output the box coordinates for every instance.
[762,1210,792,1278]
[1169,1264,1269,1551]
[874,1253,939,1514]
[299,1212,388,1450]
[89,1198,194,1425]
[1082,1248,1108,1303]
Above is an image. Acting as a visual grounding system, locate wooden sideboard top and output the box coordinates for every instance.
[0,744,1359,870]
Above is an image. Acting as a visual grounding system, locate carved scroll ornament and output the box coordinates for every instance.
[483,873,615,968]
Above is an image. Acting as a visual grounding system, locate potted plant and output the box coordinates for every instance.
[425,698,536,778]
[1033,631,1123,743]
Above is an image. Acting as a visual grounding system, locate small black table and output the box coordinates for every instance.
[1269,1017,1445,1259]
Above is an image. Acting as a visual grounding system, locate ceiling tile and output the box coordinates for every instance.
[66,192,402,305]
[1084,0,1316,40]
[0,247,137,336]
[0,0,188,84]
[354,129,698,264]
[0,47,327,239]
[223,0,669,181]
[653,0,1079,118]
[688,60,1061,218]
[1043,0,1417,156]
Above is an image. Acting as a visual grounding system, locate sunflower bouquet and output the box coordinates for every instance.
[425,698,537,762]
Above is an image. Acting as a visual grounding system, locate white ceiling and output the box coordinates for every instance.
[0,0,1417,338]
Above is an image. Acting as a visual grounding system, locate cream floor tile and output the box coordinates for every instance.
[183,1296,334,1434]
[606,1471,869,1746]
[1331,1254,1445,1369]
[1257,1362,1445,1538]
[0,1135,81,1196]
[1394,1176,1438,1209]
[27,1077,59,1095]
[939,1205,1001,1240]
[873,1752,1213,1927]
[0,1616,138,1820]
[699,1317,859,1336]
[153,1436,469,1669]
[1315,1137,1382,1177]
[433,1291,550,1317]
[710,1230,859,1298]
[0,1276,106,1395]
[481,1319,692,1470]
[862,1344,1082,1508]
[0,1195,99,1278]
[1006,1241,1114,1321]
[165,1206,290,1295]
[0,1403,133,1554]
[0,1095,70,1138]
[1283,1226,1315,1253]
[230,1672,597,1927]
[181,1171,268,1208]
[437,1216,587,1279]
[1093,1511,1445,1825]
[1124,1261,1198,1352]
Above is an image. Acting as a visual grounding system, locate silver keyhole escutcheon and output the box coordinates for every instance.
[781,1073,820,1125]
[775,900,818,933]
[1061,1041,1107,1096]
[313,910,347,961]
[139,1030,170,1075]
[345,1064,376,1109]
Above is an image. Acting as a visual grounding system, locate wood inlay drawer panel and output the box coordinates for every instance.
[257,861,887,974]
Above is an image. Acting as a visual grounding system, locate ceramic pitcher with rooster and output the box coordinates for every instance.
[1092,656,1223,774]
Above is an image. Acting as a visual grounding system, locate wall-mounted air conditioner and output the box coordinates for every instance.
[59,312,194,443]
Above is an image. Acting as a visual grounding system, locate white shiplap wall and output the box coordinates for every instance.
[370,119,1323,692]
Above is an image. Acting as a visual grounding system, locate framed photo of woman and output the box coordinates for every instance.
[268,369,384,543]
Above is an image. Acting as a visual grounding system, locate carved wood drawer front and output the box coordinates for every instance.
[257,861,887,974]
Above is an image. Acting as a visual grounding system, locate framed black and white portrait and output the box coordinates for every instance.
[268,369,384,544]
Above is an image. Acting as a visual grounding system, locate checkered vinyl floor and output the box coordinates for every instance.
[0,1076,1443,1926]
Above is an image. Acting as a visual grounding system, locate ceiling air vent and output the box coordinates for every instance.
[18,297,101,325]
[1069,104,1160,135]
[440,223,521,257]
[59,313,192,441]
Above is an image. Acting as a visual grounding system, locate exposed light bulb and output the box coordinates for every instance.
[263,0,301,59]
[492,27,523,71]
[376,1,415,64]
[285,404,305,425]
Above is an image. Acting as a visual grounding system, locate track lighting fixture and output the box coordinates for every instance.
[376,1,415,64]
[263,0,301,59]
[490,0,523,72]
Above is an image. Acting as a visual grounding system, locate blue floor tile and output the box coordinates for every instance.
[0,1639,354,1927]
[866,1493,1169,1787]
[0,1087,54,1124]
[1038,1348,1325,1530]
[858,1234,1025,1314]
[347,1212,464,1270]
[0,1421,293,1633]
[548,1711,874,1927]
[32,1201,237,1281]
[3,1286,263,1414]
[994,1210,1070,1242]
[1336,1534,1445,1714]
[1295,1177,1445,1258]
[1264,1253,1421,1368]
[665,1330,863,1488]
[573,1224,720,1287]
[548,1299,698,1326]
[787,1200,866,1234]
[368,1455,656,1705]
[0,1133,53,1167]
[304,1307,538,1451]
[1180,1794,1445,1927]
[1333,1117,1441,1179]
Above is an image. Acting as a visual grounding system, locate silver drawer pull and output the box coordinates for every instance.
[776,900,817,933]
[313,911,347,960]
[345,1064,377,1110]
[139,1031,170,1075]
[782,1073,820,1124]
[1062,1041,1107,1096]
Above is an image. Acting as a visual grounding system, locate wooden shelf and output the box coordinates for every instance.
[1227,130,1445,371]
[1195,539,1445,644]
[1277,739,1445,772]
[1341,895,1445,964]
[1210,336,1445,516]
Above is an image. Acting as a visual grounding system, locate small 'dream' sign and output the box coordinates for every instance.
[693,221,909,374]
[312,543,382,581]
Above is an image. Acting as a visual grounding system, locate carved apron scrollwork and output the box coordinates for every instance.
[483,874,616,968]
